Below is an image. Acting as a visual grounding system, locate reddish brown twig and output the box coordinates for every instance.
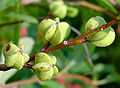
[0,63,33,71]
[8,74,98,87]
[0,85,17,88]
[0,64,11,71]
[0,17,119,71]
[0,21,24,27]
[29,42,51,61]
[28,18,119,61]
[109,0,120,11]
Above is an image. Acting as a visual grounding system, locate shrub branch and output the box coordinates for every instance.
[0,17,119,71]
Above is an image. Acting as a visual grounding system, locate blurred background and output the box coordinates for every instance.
[0,0,120,88]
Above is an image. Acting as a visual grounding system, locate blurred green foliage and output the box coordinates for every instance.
[0,0,120,88]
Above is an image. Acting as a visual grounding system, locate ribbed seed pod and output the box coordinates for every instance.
[67,6,79,18]
[32,52,59,81]
[32,62,50,72]
[35,53,52,64]
[39,17,71,45]
[35,66,53,81]
[50,56,57,65]
[85,16,115,47]
[39,19,55,37]
[49,1,67,19]
[2,43,29,70]
[53,66,58,75]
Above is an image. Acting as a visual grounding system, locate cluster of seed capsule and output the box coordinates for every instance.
[2,16,116,81]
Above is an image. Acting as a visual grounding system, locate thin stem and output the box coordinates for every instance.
[0,18,119,71]
[71,26,94,72]
[0,63,33,71]
[74,1,117,18]
[0,21,24,27]
[109,0,120,11]
[8,74,97,87]
[44,18,118,54]
[44,38,88,53]
[29,42,51,61]
[13,2,20,45]
[0,64,11,71]
[0,85,17,88]
[0,16,51,28]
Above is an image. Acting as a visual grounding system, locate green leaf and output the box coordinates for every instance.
[99,73,120,85]
[5,14,39,24]
[0,0,20,11]
[19,37,35,54]
[94,63,116,73]
[95,0,118,14]
[0,53,17,84]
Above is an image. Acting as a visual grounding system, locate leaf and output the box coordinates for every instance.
[0,0,20,11]
[95,0,118,14]
[99,73,120,85]
[94,63,116,73]
[19,37,35,54]
[0,69,17,84]
[5,14,39,24]
[0,53,17,84]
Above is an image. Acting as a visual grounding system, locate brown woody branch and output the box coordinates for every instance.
[0,63,33,71]
[8,74,98,87]
[0,17,120,71]
[0,21,24,27]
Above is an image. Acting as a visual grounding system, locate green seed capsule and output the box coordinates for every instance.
[49,1,67,19]
[2,43,29,70]
[18,44,24,52]
[85,16,115,47]
[33,53,59,81]
[39,18,71,45]
[39,19,55,37]
[45,24,57,41]
[53,66,58,75]
[35,66,53,81]
[23,54,29,63]
[67,6,79,18]
[50,56,57,65]
[35,53,52,64]
[32,62,50,72]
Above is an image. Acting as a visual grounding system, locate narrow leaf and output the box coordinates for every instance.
[5,14,38,24]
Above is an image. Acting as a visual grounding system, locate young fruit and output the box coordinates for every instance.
[39,17,71,45]
[67,6,79,18]
[49,1,67,19]
[2,43,29,70]
[32,52,59,81]
[85,16,115,47]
